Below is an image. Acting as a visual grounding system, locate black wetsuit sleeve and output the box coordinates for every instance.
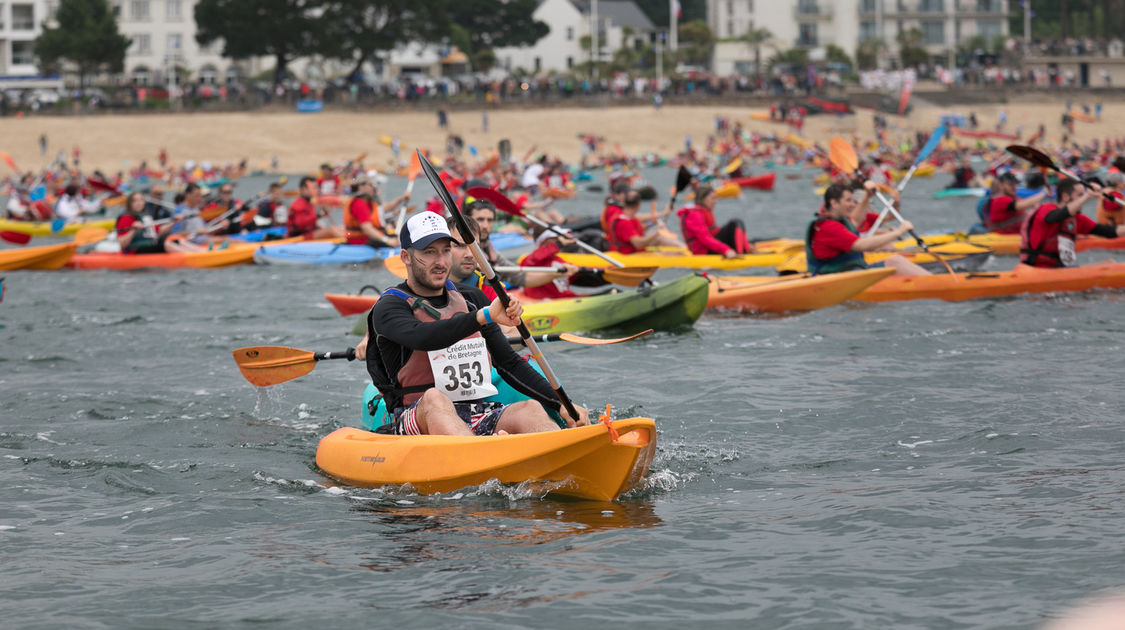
[482,322,562,411]
[1044,208,1071,223]
[371,290,484,351]
[1090,223,1117,238]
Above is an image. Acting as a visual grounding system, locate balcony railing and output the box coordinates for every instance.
[794,3,834,19]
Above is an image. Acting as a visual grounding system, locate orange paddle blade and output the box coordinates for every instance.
[232,346,317,387]
[828,137,858,174]
[383,254,406,278]
[74,226,109,245]
[407,151,422,182]
[601,266,657,287]
[558,329,653,345]
[0,151,18,172]
[199,207,226,222]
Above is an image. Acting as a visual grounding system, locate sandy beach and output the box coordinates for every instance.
[0,98,1119,175]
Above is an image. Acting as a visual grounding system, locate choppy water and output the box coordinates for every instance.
[3,166,1124,629]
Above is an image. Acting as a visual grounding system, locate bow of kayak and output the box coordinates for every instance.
[0,242,76,271]
[708,267,895,313]
[315,418,658,502]
[853,261,1125,302]
[556,250,793,270]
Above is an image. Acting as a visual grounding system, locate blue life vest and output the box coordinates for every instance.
[805,216,867,275]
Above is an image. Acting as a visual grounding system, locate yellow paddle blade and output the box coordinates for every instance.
[601,266,657,287]
[407,151,422,182]
[828,137,858,173]
[74,226,109,245]
[383,254,406,278]
[378,135,393,147]
[232,346,317,387]
[103,195,126,207]
[723,157,743,174]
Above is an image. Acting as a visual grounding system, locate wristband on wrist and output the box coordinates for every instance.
[482,307,493,325]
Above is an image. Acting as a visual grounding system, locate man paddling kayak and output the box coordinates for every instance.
[1021,178,1125,268]
[287,176,343,240]
[677,183,752,258]
[807,182,929,276]
[608,188,683,253]
[983,172,1047,234]
[364,212,588,436]
[343,173,402,249]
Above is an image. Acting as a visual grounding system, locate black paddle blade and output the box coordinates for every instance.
[416,150,475,245]
[1006,145,1056,170]
[676,165,693,193]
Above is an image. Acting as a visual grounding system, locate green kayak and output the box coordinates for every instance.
[349,273,710,336]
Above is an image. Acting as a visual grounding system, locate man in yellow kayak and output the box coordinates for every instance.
[807,182,929,276]
[364,212,588,436]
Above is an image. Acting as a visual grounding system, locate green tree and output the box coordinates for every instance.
[677,19,714,68]
[319,0,446,81]
[825,44,851,67]
[741,27,774,82]
[34,0,130,89]
[896,28,928,69]
[634,0,705,25]
[855,39,883,70]
[195,0,324,86]
[443,0,548,53]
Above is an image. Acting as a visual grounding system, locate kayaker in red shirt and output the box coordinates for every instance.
[599,181,630,242]
[287,177,343,240]
[343,174,404,248]
[362,211,588,435]
[1020,178,1125,268]
[608,189,683,254]
[677,183,752,258]
[986,172,1047,234]
[115,192,203,253]
[1096,172,1125,225]
[316,163,339,195]
[520,229,581,300]
[806,182,928,276]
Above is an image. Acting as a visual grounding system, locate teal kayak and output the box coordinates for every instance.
[934,187,988,199]
[360,361,563,430]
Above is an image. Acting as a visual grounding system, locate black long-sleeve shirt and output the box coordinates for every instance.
[365,281,559,412]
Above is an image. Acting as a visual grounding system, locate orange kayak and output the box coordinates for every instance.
[0,242,76,271]
[961,232,1125,256]
[708,268,895,313]
[315,418,657,501]
[853,261,1125,302]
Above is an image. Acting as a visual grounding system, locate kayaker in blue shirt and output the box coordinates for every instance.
[364,212,589,436]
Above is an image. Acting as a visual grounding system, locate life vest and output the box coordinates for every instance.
[458,270,497,300]
[599,203,623,240]
[805,216,868,275]
[1020,203,1078,267]
[286,196,317,236]
[344,195,380,243]
[678,204,719,254]
[372,282,492,410]
[605,213,642,253]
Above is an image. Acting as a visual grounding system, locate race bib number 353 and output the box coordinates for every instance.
[428,337,498,402]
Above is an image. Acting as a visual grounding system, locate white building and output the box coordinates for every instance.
[494,0,659,75]
[113,0,251,87]
[0,0,64,88]
[710,0,1010,74]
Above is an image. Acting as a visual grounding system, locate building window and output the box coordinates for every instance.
[566,26,573,41]
[797,0,819,14]
[861,0,877,11]
[224,66,241,85]
[199,64,217,85]
[726,0,733,15]
[567,56,573,69]
[130,0,149,20]
[131,66,150,85]
[860,21,877,42]
[922,20,944,44]
[46,0,58,19]
[976,0,997,10]
[748,0,753,11]
[920,0,943,11]
[133,33,151,53]
[167,33,181,52]
[11,4,34,30]
[798,22,818,46]
[978,19,1002,39]
[165,0,180,20]
[11,40,34,64]
[0,3,6,30]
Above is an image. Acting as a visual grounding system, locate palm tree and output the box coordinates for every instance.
[741,27,774,84]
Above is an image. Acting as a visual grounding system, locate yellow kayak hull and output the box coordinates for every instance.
[708,267,895,313]
[0,217,114,236]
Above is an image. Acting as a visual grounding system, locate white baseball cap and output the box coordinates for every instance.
[400,212,453,250]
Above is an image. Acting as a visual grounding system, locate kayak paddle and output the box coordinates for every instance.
[509,329,654,346]
[828,137,957,278]
[723,157,743,174]
[864,123,945,237]
[0,151,18,172]
[394,152,423,234]
[0,230,31,245]
[466,186,626,268]
[419,149,584,425]
[233,346,356,387]
[493,265,657,287]
[74,226,110,245]
[204,176,288,232]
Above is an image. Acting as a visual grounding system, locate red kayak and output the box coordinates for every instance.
[726,173,776,192]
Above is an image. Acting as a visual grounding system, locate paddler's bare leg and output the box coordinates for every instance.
[884,254,930,276]
[494,400,565,434]
[412,389,474,436]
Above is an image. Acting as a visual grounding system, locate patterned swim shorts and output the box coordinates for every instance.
[392,399,507,436]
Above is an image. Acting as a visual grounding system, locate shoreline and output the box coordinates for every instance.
[0,98,1121,176]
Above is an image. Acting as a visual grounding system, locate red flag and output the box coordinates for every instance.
[897,85,912,116]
